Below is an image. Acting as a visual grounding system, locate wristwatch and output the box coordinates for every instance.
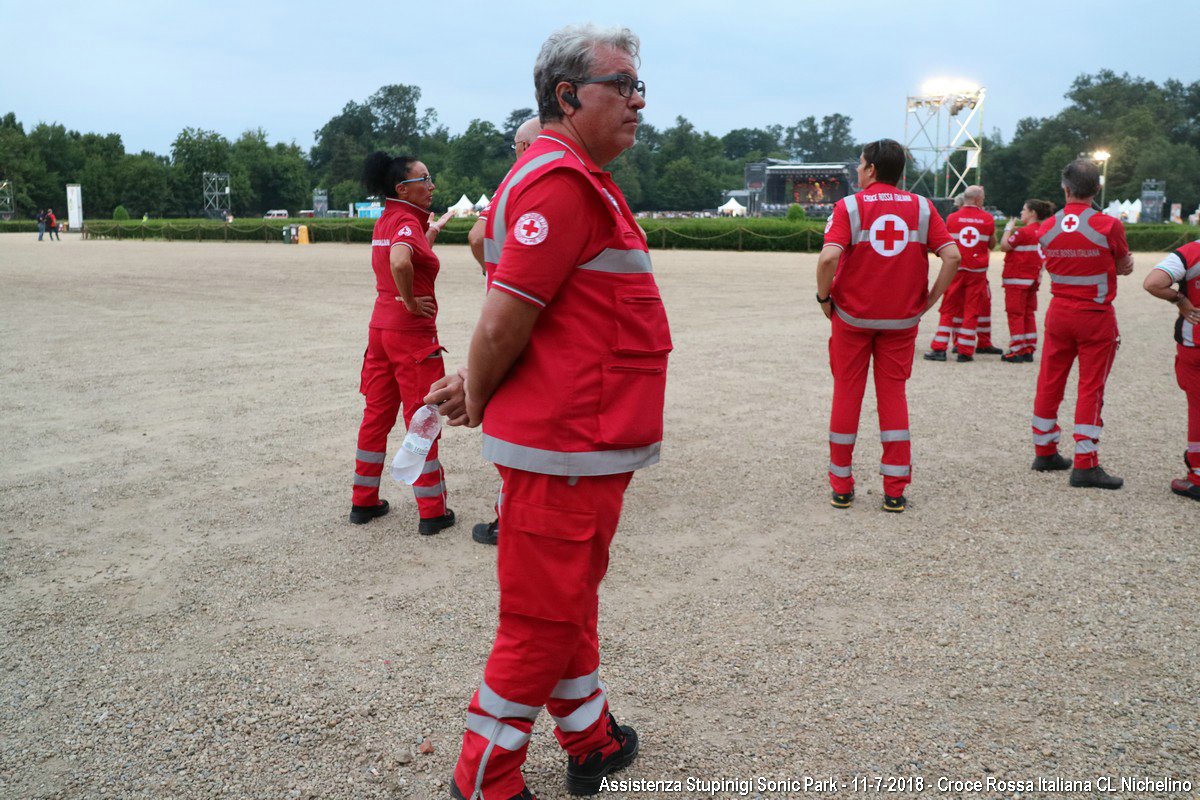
[1173,292,1187,305]
[816,293,831,304]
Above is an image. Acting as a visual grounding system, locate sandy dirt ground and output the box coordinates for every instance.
[1,233,1197,800]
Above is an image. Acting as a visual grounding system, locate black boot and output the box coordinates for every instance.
[418,508,456,535]
[923,350,947,361]
[566,713,639,795]
[1031,453,1071,471]
[976,345,1003,355]
[349,499,389,525]
[472,519,499,545]
[1069,466,1124,490]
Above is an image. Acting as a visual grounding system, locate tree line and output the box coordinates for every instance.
[1,71,1196,219]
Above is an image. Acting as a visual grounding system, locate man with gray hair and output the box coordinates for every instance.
[439,22,665,799]
[1029,158,1133,488]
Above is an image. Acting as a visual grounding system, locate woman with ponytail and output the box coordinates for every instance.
[349,152,457,534]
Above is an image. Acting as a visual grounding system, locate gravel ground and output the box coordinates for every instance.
[1,234,1197,799]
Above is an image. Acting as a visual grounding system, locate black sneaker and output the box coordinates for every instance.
[830,490,854,509]
[1001,351,1027,364]
[882,495,906,513]
[349,499,389,525]
[923,350,947,362]
[472,519,499,545]
[1022,352,1034,362]
[956,353,974,362]
[418,508,456,535]
[1031,453,1071,471]
[977,345,1003,355]
[566,713,638,796]
[1171,479,1200,501]
[450,780,535,800]
[1070,467,1123,490]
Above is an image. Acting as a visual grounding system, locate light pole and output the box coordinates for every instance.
[1093,150,1111,209]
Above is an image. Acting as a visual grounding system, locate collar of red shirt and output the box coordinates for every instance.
[860,181,900,193]
[387,197,431,231]
[536,131,604,174]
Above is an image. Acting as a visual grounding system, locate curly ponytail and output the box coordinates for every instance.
[362,151,414,199]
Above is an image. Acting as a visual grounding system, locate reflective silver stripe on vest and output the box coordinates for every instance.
[829,432,857,445]
[880,429,910,442]
[356,448,386,464]
[1040,208,1110,250]
[844,195,861,240]
[353,474,380,487]
[917,196,931,243]
[420,459,442,475]
[550,691,607,733]
[482,434,660,476]
[1003,278,1035,286]
[880,464,911,477]
[1031,415,1057,432]
[478,682,540,721]
[1048,271,1109,304]
[578,248,653,274]
[465,712,530,752]
[1075,424,1103,439]
[1184,320,1196,347]
[1075,439,1099,454]
[413,481,445,498]
[829,462,852,478]
[551,670,601,701]
[835,306,922,330]
[1014,245,1039,252]
[1187,263,1200,281]
[486,149,568,265]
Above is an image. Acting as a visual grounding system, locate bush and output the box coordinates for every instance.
[112,205,130,221]
[786,204,806,221]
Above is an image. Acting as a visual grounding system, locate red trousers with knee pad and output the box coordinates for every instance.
[1176,345,1200,486]
[1004,282,1039,355]
[453,467,632,800]
[828,314,916,497]
[1031,302,1119,469]
[352,327,447,517]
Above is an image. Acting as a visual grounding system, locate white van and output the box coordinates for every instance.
[264,209,289,219]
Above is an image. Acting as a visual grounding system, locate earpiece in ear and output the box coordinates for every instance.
[562,91,581,109]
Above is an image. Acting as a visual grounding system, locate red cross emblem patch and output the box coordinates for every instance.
[1061,214,1080,232]
[869,214,910,257]
[514,212,549,246]
[958,225,980,247]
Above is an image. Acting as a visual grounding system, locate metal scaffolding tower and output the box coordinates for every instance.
[904,81,986,199]
[202,172,231,219]
[0,180,14,221]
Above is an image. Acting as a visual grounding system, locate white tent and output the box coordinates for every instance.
[474,194,490,211]
[1104,200,1123,217]
[448,194,476,217]
[1128,199,1142,223]
[718,197,747,217]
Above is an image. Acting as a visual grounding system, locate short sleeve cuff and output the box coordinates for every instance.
[491,280,547,308]
[390,241,414,252]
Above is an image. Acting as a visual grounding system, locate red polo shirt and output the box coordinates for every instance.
[369,198,439,332]
[946,207,994,272]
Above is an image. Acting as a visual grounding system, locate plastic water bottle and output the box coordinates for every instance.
[391,404,442,485]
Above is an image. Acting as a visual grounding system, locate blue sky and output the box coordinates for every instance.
[3,0,1196,155]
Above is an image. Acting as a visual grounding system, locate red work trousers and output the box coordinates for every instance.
[352,327,447,517]
[929,274,964,352]
[1031,302,1119,469]
[453,467,633,800]
[977,280,995,350]
[828,314,916,497]
[1003,280,1039,355]
[952,273,990,357]
[1175,345,1200,486]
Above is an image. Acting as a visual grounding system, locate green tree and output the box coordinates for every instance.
[169,128,232,216]
[114,152,170,217]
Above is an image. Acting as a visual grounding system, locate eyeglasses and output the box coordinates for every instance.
[573,73,646,99]
[511,141,533,151]
[400,175,433,185]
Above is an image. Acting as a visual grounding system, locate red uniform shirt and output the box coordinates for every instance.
[946,207,995,272]
[369,198,439,332]
[1037,202,1129,310]
[1152,240,1200,346]
[1002,224,1043,281]
[824,182,954,329]
[482,132,671,475]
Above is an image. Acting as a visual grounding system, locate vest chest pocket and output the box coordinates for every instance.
[613,286,673,356]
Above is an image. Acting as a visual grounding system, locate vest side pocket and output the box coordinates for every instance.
[613,286,673,355]
[598,362,666,447]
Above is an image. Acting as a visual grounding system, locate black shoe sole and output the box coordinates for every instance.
[1069,479,1124,490]
[566,739,639,796]
[472,522,499,545]
[1031,458,1071,472]
[922,352,947,361]
[1171,486,1200,501]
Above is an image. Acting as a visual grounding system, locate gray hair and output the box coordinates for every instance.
[952,193,965,208]
[963,185,984,204]
[1061,158,1101,199]
[534,24,641,123]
